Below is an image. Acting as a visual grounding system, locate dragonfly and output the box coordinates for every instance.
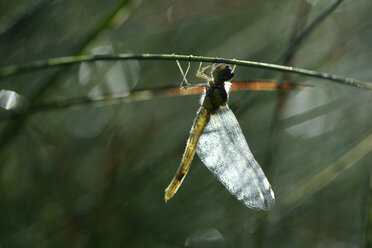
[164,61,275,210]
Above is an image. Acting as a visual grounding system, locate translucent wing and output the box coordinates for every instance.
[196,105,275,210]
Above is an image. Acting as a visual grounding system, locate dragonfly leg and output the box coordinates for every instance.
[177,61,209,89]
[196,62,212,81]
[232,64,237,73]
[176,60,191,89]
[211,63,216,73]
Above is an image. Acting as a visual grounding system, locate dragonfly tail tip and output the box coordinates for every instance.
[164,188,175,203]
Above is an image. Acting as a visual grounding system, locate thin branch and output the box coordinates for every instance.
[0,0,48,36]
[283,0,344,64]
[268,132,372,226]
[283,0,311,66]
[0,53,371,90]
[0,0,135,152]
[0,81,302,118]
[366,170,372,248]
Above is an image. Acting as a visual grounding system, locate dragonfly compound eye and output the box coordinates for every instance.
[213,64,234,82]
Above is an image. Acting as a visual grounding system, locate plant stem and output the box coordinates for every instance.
[282,0,344,64]
[1,53,372,90]
[366,169,372,248]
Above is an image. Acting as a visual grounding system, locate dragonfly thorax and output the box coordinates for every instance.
[202,85,228,113]
[201,64,234,113]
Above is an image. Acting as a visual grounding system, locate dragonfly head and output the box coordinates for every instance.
[212,64,234,84]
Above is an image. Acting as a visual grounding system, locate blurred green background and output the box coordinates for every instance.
[0,0,372,247]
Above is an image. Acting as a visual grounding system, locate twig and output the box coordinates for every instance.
[0,81,301,118]
[366,170,372,248]
[0,0,135,152]
[283,0,344,64]
[269,132,372,226]
[0,53,371,90]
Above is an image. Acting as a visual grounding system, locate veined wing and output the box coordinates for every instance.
[196,105,275,210]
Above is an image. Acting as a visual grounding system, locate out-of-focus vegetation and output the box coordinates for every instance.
[0,0,372,247]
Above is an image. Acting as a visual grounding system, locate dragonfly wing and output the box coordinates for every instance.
[196,105,275,210]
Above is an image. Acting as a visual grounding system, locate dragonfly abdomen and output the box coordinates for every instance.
[164,107,210,201]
